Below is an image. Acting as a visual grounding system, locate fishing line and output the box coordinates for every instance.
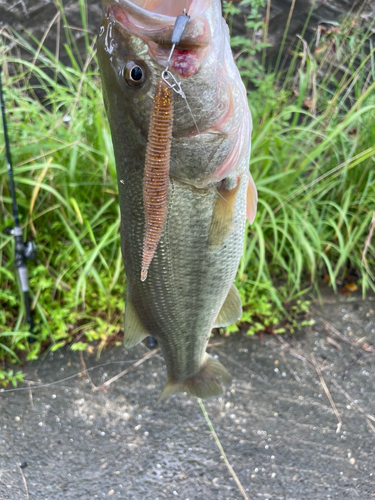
[0,359,140,393]
[197,398,251,500]
[176,88,246,223]
[160,16,246,222]
[140,9,248,344]
[141,7,233,348]
[162,68,245,222]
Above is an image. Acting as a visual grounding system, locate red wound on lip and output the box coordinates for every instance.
[171,49,199,78]
[141,77,173,282]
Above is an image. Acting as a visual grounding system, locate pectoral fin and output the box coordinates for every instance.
[209,179,241,247]
[214,283,242,328]
[246,172,257,224]
[123,296,149,348]
[159,354,231,402]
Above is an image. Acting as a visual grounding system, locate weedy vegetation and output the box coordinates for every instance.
[0,0,374,385]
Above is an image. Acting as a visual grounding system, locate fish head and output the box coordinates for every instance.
[98,0,252,185]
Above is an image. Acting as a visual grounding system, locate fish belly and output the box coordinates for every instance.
[118,166,246,397]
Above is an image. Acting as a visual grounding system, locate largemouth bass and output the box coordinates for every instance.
[97,0,257,400]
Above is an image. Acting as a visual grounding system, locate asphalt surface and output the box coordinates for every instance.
[1,290,375,499]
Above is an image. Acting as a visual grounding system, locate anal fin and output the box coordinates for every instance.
[124,295,149,348]
[214,283,242,328]
[159,354,231,402]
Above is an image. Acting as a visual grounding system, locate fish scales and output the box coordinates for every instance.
[98,0,257,400]
[120,173,246,384]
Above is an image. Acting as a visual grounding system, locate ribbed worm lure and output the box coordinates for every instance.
[141,11,190,282]
[141,78,173,282]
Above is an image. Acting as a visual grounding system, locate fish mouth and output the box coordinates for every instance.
[103,0,208,19]
[102,0,212,51]
[108,0,195,18]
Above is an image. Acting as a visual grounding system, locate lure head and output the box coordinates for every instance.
[97,0,251,186]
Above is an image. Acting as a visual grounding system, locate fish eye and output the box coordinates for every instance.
[123,62,146,89]
[130,66,143,81]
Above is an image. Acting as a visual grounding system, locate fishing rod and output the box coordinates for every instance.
[0,67,37,341]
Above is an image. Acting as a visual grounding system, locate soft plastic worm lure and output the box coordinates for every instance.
[141,78,174,282]
[141,11,190,281]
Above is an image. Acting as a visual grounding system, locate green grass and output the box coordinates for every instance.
[227,0,375,331]
[1,1,374,384]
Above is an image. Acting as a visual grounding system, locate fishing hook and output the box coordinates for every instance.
[161,69,186,99]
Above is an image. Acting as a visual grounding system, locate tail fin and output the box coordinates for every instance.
[159,354,231,402]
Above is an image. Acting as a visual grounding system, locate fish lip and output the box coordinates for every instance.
[102,0,175,21]
[102,0,208,19]
[102,0,211,50]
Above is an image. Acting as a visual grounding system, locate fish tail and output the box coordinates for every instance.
[141,77,174,281]
[159,354,231,402]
